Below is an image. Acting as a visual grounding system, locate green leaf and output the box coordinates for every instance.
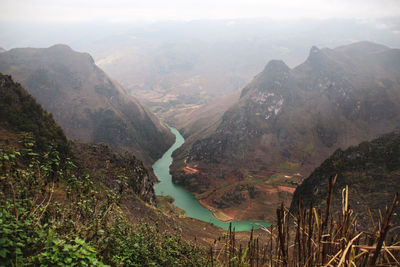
[0,248,9,258]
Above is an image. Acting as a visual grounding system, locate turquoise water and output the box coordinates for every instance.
[153,127,271,231]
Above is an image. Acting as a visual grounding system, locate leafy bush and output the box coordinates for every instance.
[0,203,107,266]
[99,217,206,266]
[35,237,106,266]
[0,141,206,266]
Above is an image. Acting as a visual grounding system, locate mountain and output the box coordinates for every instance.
[0,71,223,233]
[171,89,240,156]
[86,19,400,126]
[0,73,221,265]
[70,141,157,205]
[290,131,400,228]
[0,44,174,164]
[0,47,6,53]
[0,73,69,155]
[171,41,400,221]
[0,72,155,205]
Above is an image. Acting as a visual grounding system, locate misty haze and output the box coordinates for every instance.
[1,0,400,266]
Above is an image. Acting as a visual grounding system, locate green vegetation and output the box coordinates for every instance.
[1,43,400,265]
[0,74,206,266]
[279,161,300,172]
[156,196,186,216]
[0,74,69,155]
[0,142,206,266]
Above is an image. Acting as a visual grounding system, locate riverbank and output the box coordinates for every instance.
[153,126,271,231]
[199,199,233,222]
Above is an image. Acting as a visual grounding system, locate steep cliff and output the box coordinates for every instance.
[0,73,157,204]
[290,131,400,228]
[171,41,400,221]
[0,45,174,165]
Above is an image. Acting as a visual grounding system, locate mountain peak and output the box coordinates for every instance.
[263,59,290,74]
[0,46,174,164]
[240,59,290,97]
[306,45,327,63]
[45,44,95,64]
[310,46,320,54]
[335,41,389,54]
[48,44,73,51]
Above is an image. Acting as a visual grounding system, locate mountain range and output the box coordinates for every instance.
[0,44,174,164]
[0,72,232,265]
[85,19,400,125]
[171,41,400,221]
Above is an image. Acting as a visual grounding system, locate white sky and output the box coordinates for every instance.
[1,0,399,22]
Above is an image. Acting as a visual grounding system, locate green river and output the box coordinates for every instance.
[153,127,271,231]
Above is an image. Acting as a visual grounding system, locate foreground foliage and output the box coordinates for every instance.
[0,142,206,266]
[211,175,399,266]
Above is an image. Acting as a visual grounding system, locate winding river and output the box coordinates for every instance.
[153,127,271,231]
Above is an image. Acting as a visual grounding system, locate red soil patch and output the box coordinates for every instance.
[183,165,199,174]
[277,185,296,194]
[223,209,239,218]
[253,185,277,201]
[225,173,238,184]
[255,185,278,194]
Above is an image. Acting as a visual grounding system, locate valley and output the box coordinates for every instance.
[170,41,400,222]
[1,41,399,230]
[153,126,271,230]
[87,19,400,125]
[1,7,400,264]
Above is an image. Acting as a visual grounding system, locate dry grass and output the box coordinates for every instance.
[209,175,399,266]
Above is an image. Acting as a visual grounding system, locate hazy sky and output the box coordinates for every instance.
[1,0,399,22]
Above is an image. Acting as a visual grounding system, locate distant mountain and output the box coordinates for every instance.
[172,89,240,152]
[0,47,6,53]
[171,41,400,221]
[87,19,400,125]
[0,45,174,164]
[290,131,400,228]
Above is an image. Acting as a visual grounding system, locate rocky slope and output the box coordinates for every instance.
[0,73,156,204]
[0,73,225,249]
[290,131,400,228]
[0,73,68,155]
[0,45,174,164]
[70,141,157,205]
[171,41,400,221]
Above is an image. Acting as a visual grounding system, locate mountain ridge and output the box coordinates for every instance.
[290,131,400,228]
[171,41,400,221]
[0,44,174,164]
[0,73,225,265]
